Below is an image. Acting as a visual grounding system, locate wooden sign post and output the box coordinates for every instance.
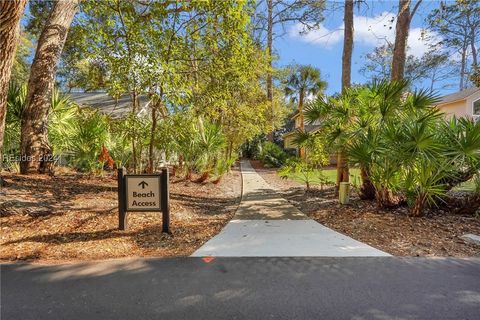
[117,167,170,233]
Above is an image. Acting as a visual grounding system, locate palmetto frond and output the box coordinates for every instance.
[304,96,330,124]
[346,127,381,166]
[404,88,441,112]
[437,117,480,186]
[368,79,409,120]
[292,129,312,147]
[6,82,27,123]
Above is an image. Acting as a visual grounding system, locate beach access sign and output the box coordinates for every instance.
[117,168,170,233]
[125,176,161,211]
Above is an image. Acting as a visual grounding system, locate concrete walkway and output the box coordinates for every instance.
[192,160,389,257]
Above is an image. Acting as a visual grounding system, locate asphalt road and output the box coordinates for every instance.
[2,257,480,319]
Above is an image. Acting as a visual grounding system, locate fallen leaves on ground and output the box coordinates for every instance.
[0,165,241,263]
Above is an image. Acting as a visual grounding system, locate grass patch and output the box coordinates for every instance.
[282,167,361,186]
[283,166,477,192]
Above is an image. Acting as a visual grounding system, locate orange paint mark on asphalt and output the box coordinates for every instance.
[202,256,215,263]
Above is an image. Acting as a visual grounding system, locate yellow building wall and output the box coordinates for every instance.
[437,101,468,118]
[283,135,296,149]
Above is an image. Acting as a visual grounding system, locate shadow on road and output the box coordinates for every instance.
[2,257,480,320]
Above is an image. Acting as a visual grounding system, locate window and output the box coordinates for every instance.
[474,98,480,116]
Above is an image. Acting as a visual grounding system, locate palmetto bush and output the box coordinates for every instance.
[195,120,226,182]
[108,118,133,169]
[171,114,228,181]
[172,115,202,180]
[4,83,27,160]
[437,117,480,189]
[48,90,79,157]
[66,108,111,172]
[4,84,116,172]
[4,84,79,167]
[304,80,480,216]
[259,141,289,167]
[212,155,237,184]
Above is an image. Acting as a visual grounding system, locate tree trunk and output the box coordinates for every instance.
[467,13,478,67]
[131,90,139,173]
[335,151,349,191]
[410,194,426,217]
[147,102,157,174]
[376,187,403,209]
[212,175,223,185]
[359,165,375,200]
[20,0,80,174]
[228,140,233,160]
[335,152,342,191]
[266,0,274,141]
[460,43,467,90]
[185,167,192,181]
[336,0,354,189]
[298,90,305,158]
[341,0,353,94]
[471,39,478,68]
[391,0,412,81]
[0,0,27,167]
[341,151,349,183]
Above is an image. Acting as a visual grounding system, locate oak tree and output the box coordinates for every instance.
[20,0,80,174]
[0,0,27,166]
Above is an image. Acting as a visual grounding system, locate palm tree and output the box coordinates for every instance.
[284,65,327,158]
[303,88,361,192]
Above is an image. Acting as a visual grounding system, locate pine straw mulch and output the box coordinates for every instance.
[0,164,241,264]
[251,160,480,257]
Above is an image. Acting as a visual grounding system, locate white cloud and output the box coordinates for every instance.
[354,12,395,46]
[288,23,343,48]
[407,28,442,57]
[288,12,440,58]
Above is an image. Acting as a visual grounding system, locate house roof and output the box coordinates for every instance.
[438,87,480,105]
[68,92,150,118]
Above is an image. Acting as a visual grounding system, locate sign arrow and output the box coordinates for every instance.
[138,181,149,189]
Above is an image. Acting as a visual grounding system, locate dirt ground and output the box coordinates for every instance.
[0,164,241,263]
[251,160,480,257]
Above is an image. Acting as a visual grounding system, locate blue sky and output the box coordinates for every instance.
[274,0,457,96]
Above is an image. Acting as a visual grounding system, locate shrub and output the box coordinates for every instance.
[303,80,480,215]
[48,90,79,157]
[212,156,237,184]
[3,83,27,159]
[259,141,289,167]
[195,121,226,182]
[242,136,264,159]
[67,108,110,172]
